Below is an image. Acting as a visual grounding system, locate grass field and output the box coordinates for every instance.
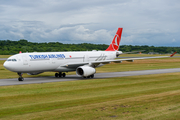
[0,55,11,58]
[0,54,180,119]
[0,73,179,120]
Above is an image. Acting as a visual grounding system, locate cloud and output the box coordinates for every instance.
[0,0,179,46]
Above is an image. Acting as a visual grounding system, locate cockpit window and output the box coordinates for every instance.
[6,59,17,62]
[12,59,17,61]
[7,59,11,61]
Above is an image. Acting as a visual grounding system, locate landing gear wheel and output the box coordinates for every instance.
[83,74,94,79]
[90,74,94,78]
[18,77,24,81]
[55,72,66,78]
[59,72,62,77]
[62,73,66,77]
[55,73,59,78]
[17,72,24,81]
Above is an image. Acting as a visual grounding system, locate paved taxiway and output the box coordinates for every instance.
[0,58,7,60]
[0,68,180,86]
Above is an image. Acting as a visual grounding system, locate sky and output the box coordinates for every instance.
[0,0,180,46]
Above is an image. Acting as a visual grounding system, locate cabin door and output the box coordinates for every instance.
[22,56,28,65]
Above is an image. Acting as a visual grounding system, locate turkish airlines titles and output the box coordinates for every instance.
[29,54,66,60]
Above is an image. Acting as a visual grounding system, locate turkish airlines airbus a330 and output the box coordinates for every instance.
[3,28,176,81]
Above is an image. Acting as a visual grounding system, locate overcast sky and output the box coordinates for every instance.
[0,0,180,46]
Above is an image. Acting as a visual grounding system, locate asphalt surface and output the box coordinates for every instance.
[0,68,180,86]
[0,58,7,60]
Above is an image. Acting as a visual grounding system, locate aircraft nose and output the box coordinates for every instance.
[3,61,11,70]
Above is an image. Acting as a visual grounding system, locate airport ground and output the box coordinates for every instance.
[0,54,180,119]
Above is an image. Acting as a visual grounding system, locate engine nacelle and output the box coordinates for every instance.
[76,66,96,77]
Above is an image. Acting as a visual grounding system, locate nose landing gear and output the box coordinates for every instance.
[17,72,24,81]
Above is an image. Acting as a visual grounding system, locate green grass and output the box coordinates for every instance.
[98,57,180,72]
[0,73,179,119]
[0,55,11,58]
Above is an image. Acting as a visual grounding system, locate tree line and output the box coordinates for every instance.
[0,39,179,55]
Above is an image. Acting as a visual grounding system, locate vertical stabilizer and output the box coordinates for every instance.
[105,28,123,51]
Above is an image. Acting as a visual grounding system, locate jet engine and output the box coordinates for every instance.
[76,66,96,77]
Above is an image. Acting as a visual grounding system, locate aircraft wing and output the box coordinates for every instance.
[61,52,176,68]
[91,55,170,64]
[92,52,176,64]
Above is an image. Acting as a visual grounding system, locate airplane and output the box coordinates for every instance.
[3,28,176,81]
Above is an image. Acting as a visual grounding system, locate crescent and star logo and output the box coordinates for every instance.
[112,34,120,51]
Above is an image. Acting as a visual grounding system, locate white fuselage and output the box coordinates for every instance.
[4,51,121,73]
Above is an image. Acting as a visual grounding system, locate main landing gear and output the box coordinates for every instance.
[17,72,24,81]
[55,72,66,78]
[83,74,94,79]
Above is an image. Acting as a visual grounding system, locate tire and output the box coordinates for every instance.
[90,74,94,78]
[18,77,24,81]
[55,73,59,78]
[62,73,66,77]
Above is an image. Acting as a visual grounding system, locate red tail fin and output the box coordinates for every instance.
[105,28,123,51]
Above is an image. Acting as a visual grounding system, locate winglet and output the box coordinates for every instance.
[105,28,123,51]
[170,52,177,57]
